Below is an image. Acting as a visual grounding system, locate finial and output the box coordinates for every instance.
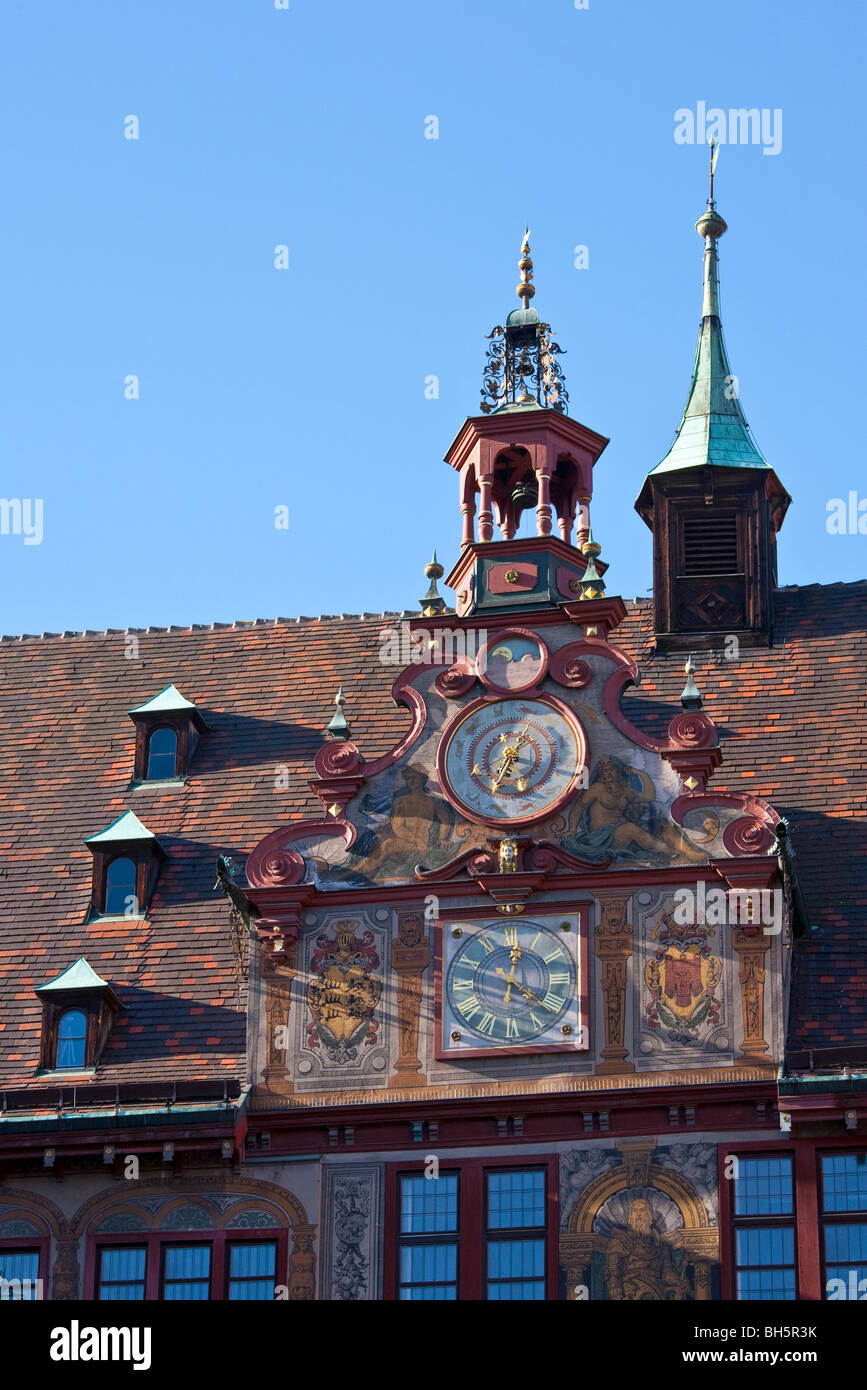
[516,228,536,308]
[326,685,351,740]
[424,549,444,581]
[695,142,727,242]
[420,548,446,617]
[694,144,727,320]
[480,230,569,415]
[578,531,606,600]
[680,654,703,710]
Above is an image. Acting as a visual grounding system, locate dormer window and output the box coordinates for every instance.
[128,685,206,787]
[146,727,178,780]
[85,811,165,920]
[104,855,138,915]
[56,1009,87,1068]
[35,958,123,1074]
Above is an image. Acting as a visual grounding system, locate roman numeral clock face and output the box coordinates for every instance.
[438,917,587,1058]
[437,695,586,826]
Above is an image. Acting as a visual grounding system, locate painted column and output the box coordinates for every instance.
[389,911,430,1089]
[732,929,774,1067]
[594,896,636,1075]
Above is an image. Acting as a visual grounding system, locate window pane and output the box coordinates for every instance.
[736,1268,797,1300]
[487,1280,545,1300]
[824,1222,867,1264]
[99,1246,146,1299]
[400,1284,457,1300]
[105,857,137,916]
[487,1171,545,1230]
[165,1246,211,1280]
[488,1238,545,1281]
[823,1154,867,1213]
[734,1156,793,1215]
[227,1242,276,1300]
[825,1221,867,1298]
[736,1225,794,1269]
[400,1243,457,1287]
[0,1250,40,1299]
[229,1243,276,1278]
[56,1009,88,1068]
[400,1175,458,1234]
[163,1244,210,1300]
[147,728,178,780]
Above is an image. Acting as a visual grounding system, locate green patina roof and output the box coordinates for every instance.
[36,956,109,993]
[650,310,768,476]
[85,809,155,844]
[646,200,771,480]
[128,683,196,715]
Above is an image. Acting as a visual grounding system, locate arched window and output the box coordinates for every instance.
[146,727,178,780]
[105,857,137,916]
[56,1008,88,1068]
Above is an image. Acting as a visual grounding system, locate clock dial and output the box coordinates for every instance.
[438,695,586,825]
[440,918,584,1056]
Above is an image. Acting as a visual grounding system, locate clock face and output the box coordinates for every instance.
[437,694,586,825]
[439,917,586,1057]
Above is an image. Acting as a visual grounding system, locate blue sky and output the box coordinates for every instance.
[0,0,863,633]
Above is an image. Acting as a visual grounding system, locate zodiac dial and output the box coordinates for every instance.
[438,695,586,825]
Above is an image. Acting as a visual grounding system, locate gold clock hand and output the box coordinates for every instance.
[495,945,523,1003]
[515,982,541,1004]
[495,963,518,1003]
[491,750,518,791]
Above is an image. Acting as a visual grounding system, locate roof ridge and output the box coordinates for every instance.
[1,584,864,645]
[0,611,425,644]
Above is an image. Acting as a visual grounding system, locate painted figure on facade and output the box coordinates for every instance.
[553,755,707,864]
[605,1197,691,1301]
[349,764,470,880]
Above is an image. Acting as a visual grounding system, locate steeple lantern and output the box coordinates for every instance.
[635,150,791,650]
[444,233,610,619]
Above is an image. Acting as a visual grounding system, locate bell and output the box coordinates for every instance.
[511,476,538,513]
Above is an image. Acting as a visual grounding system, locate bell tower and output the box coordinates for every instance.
[634,151,791,650]
[444,232,610,618]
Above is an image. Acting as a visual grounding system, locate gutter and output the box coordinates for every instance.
[775,820,813,937]
[0,1084,251,1147]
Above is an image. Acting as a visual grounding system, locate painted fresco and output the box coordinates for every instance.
[634,889,733,1063]
[306,921,382,1063]
[292,910,391,1088]
[559,1141,719,1301]
[278,647,764,890]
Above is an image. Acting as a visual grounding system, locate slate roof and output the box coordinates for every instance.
[0,584,864,1090]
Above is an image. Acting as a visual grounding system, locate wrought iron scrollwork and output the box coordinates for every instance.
[479,321,569,415]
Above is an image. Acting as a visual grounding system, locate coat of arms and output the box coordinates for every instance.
[306,921,381,1062]
[644,911,721,1045]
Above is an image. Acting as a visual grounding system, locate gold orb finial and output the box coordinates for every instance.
[517,227,535,306]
